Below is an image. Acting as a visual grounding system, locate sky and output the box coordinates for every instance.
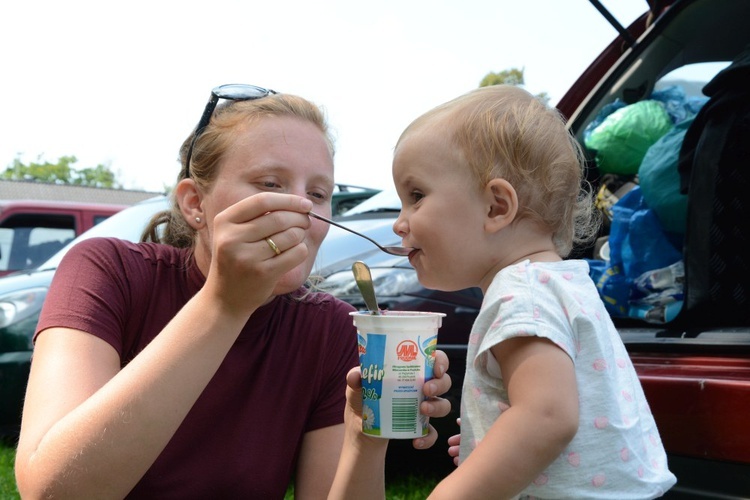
[1,0,649,194]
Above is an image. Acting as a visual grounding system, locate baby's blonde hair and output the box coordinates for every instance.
[399,85,598,256]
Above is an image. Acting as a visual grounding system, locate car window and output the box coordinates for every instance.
[0,220,76,273]
[93,214,111,225]
[655,62,731,97]
[38,197,169,271]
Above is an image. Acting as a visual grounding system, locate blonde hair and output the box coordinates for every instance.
[141,93,333,247]
[398,85,598,256]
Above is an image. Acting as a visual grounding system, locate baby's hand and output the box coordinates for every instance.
[447,418,460,466]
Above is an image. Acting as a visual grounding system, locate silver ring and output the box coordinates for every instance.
[265,237,281,256]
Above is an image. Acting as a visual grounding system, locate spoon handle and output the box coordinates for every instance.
[308,211,412,257]
[309,211,388,252]
[352,261,381,315]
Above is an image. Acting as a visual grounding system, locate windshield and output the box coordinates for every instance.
[341,189,401,216]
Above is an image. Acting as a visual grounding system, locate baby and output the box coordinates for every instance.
[391,85,677,499]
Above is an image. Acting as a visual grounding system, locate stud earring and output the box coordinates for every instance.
[195,217,201,223]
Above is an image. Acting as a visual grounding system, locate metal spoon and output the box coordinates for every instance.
[352,261,381,315]
[308,211,413,256]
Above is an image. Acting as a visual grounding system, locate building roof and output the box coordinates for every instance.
[0,180,165,206]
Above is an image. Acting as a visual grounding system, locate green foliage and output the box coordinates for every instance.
[480,68,525,87]
[383,473,440,499]
[535,91,551,105]
[285,473,439,499]
[479,67,550,105]
[2,155,121,189]
[0,442,20,500]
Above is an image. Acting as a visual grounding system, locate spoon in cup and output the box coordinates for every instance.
[308,211,413,257]
[352,261,382,315]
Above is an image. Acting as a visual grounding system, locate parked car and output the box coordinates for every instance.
[330,183,381,216]
[0,197,167,435]
[2,1,750,496]
[0,200,127,276]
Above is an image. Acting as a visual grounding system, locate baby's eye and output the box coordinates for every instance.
[411,190,425,203]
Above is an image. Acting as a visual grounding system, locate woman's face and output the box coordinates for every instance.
[199,115,335,295]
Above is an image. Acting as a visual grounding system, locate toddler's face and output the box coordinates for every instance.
[392,127,490,292]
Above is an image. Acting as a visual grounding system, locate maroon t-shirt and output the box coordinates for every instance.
[35,237,358,499]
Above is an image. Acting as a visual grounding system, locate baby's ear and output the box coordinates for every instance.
[485,178,518,233]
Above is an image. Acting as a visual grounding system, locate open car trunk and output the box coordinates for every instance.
[561,0,750,497]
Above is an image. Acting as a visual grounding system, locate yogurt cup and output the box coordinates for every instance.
[351,311,445,439]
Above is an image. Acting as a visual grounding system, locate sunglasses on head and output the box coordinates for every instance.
[183,83,278,179]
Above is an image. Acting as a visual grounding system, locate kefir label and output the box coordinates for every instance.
[357,330,437,438]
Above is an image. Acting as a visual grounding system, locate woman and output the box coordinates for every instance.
[15,84,451,499]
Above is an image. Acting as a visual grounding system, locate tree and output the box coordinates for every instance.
[479,68,525,87]
[71,164,119,188]
[479,67,550,105]
[2,155,122,188]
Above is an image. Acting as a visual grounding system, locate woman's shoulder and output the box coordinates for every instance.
[69,236,153,253]
[68,237,188,266]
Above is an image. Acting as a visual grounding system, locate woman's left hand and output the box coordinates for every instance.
[415,349,452,450]
[330,353,452,499]
[343,350,452,450]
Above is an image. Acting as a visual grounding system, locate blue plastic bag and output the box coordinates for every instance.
[592,187,683,319]
[650,85,708,125]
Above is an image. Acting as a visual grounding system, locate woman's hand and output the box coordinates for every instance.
[343,350,452,450]
[329,350,452,499]
[415,349,452,450]
[201,193,314,316]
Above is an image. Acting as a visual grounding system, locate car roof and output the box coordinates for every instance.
[0,199,129,211]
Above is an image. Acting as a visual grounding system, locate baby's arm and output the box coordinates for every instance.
[429,336,578,499]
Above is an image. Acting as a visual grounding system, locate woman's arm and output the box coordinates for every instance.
[15,288,253,498]
[295,424,347,499]
[428,337,579,500]
[15,194,316,499]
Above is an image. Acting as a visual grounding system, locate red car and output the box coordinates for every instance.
[560,2,750,496]
[0,200,127,276]
[320,0,750,496]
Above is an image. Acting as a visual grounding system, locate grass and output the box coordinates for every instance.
[284,473,438,499]
[382,474,441,499]
[0,441,19,500]
[1,441,439,499]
